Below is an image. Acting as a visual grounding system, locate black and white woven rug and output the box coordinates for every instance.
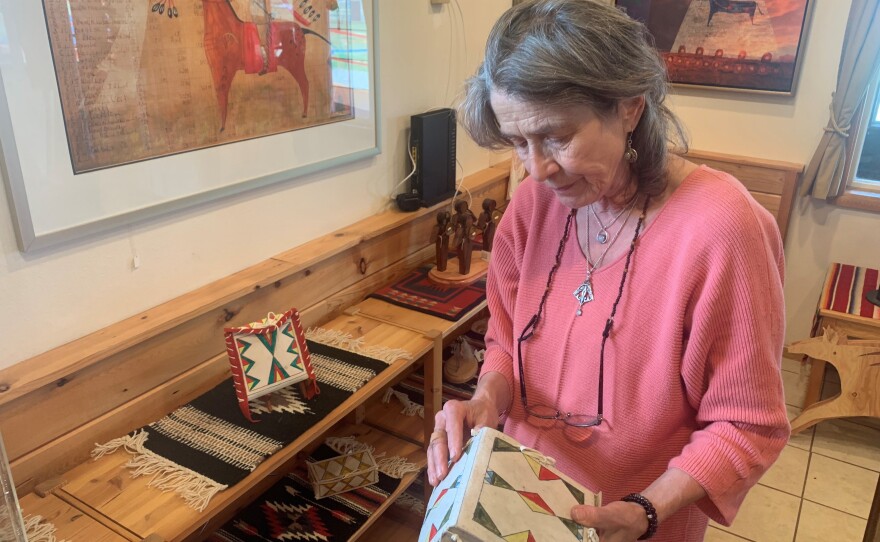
[93,329,412,511]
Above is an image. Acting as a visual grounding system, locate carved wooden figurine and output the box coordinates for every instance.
[430,211,453,271]
[476,198,501,252]
[453,204,477,275]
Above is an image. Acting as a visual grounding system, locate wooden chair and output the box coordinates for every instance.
[788,327,880,435]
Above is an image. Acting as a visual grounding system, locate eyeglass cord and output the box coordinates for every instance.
[520,196,650,423]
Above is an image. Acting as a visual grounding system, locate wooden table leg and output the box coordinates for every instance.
[423,330,444,445]
[803,357,826,410]
[866,474,880,542]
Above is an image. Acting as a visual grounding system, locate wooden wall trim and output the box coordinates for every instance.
[686,149,804,173]
[685,149,803,242]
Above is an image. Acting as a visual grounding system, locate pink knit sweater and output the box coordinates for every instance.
[481,165,789,540]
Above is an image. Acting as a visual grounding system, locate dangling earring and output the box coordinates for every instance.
[623,132,638,164]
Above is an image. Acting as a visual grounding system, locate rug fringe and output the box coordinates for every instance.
[92,430,227,512]
[306,327,413,364]
[394,493,426,516]
[91,429,149,460]
[382,387,424,418]
[377,456,421,479]
[23,515,68,542]
[325,435,370,455]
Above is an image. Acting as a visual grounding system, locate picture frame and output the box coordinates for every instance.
[0,0,380,252]
[615,0,812,95]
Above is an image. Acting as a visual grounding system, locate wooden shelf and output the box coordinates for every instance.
[353,298,488,341]
[364,387,426,446]
[19,492,134,542]
[52,314,433,542]
[318,423,426,542]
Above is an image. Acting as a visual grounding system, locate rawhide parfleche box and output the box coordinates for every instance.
[420,427,600,542]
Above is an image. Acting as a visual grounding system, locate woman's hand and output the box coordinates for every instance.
[427,396,499,486]
[571,501,649,542]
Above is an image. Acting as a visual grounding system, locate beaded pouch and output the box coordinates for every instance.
[420,427,600,542]
[224,308,318,422]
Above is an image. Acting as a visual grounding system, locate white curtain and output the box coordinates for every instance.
[804,0,880,199]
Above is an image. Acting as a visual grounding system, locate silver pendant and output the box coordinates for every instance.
[596,230,608,244]
[573,278,594,315]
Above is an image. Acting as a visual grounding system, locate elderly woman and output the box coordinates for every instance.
[426,1,790,540]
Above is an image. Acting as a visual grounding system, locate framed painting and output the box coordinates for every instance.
[0,0,379,251]
[615,0,812,94]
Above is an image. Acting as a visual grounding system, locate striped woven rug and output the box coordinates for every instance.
[92,329,412,511]
[819,263,880,319]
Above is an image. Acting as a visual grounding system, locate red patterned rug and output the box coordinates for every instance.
[368,266,486,321]
[819,263,880,319]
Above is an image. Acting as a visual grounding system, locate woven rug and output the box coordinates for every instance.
[206,439,418,542]
[819,263,880,319]
[368,266,486,322]
[92,329,412,511]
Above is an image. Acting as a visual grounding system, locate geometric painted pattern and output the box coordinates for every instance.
[307,450,378,500]
[471,437,586,542]
[419,428,601,542]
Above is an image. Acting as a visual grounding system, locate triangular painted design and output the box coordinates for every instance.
[538,465,560,481]
[473,501,502,537]
[560,517,585,541]
[502,530,536,542]
[430,488,449,510]
[563,479,585,505]
[492,437,520,453]
[517,491,554,515]
[484,470,514,491]
[524,454,542,478]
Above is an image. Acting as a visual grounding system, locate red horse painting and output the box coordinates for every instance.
[152,0,333,131]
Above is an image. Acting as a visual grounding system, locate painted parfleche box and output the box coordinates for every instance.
[420,427,601,542]
[224,308,318,422]
[307,449,379,499]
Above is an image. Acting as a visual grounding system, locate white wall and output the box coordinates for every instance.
[668,0,879,343]
[0,0,511,370]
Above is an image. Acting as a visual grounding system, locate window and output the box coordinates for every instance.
[853,79,880,189]
[840,73,880,210]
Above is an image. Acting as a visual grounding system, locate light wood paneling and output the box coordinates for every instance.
[685,149,802,241]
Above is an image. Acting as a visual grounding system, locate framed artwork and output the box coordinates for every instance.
[0,0,379,251]
[615,0,812,94]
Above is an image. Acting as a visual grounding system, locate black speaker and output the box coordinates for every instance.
[410,109,456,206]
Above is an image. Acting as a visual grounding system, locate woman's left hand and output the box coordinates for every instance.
[571,501,649,542]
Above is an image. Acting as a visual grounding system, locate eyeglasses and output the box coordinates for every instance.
[517,312,605,427]
[515,201,648,428]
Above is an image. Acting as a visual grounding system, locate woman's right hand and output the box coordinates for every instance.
[427,396,499,486]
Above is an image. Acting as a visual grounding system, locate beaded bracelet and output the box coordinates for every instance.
[620,493,658,540]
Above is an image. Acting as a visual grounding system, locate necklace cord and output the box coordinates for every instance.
[527,209,576,336]
[596,196,650,418]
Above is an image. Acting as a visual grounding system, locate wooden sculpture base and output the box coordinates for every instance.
[428,251,489,286]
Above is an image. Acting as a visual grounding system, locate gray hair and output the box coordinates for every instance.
[460,0,687,196]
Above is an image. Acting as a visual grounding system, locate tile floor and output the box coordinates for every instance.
[705,359,880,541]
